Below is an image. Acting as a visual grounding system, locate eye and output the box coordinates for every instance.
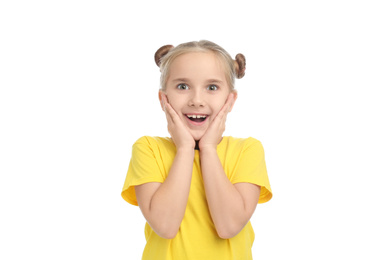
[207,84,218,91]
[177,83,189,90]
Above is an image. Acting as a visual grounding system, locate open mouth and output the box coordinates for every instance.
[186,114,208,123]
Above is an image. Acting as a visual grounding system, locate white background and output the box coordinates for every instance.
[1,0,389,259]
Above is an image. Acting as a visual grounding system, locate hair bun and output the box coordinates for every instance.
[154,45,174,67]
[234,53,246,79]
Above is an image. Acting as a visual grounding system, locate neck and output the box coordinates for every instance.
[194,140,199,150]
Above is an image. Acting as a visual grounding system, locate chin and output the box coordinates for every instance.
[191,132,205,141]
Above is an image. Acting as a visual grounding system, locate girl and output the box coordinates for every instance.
[121,40,272,260]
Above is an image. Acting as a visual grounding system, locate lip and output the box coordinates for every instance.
[184,113,209,127]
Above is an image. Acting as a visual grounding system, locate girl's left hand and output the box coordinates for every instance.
[198,93,235,150]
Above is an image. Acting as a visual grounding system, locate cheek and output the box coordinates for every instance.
[166,96,184,113]
[213,99,228,113]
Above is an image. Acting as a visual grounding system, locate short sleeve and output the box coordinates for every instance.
[231,138,272,204]
[121,137,165,206]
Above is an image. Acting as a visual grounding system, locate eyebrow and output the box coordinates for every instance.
[171,78,191,83]
[171,78,224,84]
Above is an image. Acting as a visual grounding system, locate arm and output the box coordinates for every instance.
[200,147,260,239]
[198,93,260,239]
[135,92,195,239]
[135,147,194,239]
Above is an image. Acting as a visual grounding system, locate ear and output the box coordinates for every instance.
[158,90,169,111]
[158,90,164,111]
[228,91,238,112]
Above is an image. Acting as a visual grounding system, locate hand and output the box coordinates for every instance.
[161,93,195,150]
[198,93,235,150]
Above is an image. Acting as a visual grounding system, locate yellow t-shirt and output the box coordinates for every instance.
[121,136,272,260]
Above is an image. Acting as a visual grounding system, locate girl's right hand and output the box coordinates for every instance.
[161,93,195,150]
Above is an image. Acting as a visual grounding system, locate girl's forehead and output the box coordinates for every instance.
[170,52,227,75]
[173,51,218,63]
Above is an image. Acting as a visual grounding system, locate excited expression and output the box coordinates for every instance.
[160,51,236,141]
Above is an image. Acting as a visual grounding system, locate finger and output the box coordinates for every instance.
[165,101,183,125]
[226,93,235,111]
[164,102,174,119]
[216,94,233,121]
[224,93,234,112]
[162,94,176,120]
[161,94,174,125]
[161,93,168,111]
[212,94,235,131]
[164,104,173,124]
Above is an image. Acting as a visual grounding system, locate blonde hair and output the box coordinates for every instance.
[154,40,246,91]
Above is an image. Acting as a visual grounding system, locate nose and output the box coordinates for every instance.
[188,89,205,107]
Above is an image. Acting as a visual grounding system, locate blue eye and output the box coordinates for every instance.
[207,85,218,91]
[177,83,189,90]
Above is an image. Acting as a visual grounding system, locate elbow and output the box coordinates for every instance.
[215,224,242,239]
[153,223,179,239]
[159,229,178,240]
[215,216,250,239]
[215,210,254,239]
[146,213,181,239]
[217,229,239,239]
[146,211,183,239]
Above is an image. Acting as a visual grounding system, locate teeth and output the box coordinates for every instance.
[187,114,206,119]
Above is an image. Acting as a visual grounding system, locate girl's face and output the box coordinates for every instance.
[159,51,237,141]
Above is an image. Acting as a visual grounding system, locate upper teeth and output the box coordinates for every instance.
[187,115,206,119]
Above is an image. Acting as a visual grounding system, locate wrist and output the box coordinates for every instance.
[176,146,195,155]
[198,137,223,151]
[199,145,217,154]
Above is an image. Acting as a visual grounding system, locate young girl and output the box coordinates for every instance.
[121,40,272,260]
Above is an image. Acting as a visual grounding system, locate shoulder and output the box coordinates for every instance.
[132,136,175,155]
[222,136,265,160]
[133,136,173,147]
[224,136,264,151]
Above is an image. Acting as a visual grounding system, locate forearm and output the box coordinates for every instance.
[200,147,251,239]
[148,147,194,238]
